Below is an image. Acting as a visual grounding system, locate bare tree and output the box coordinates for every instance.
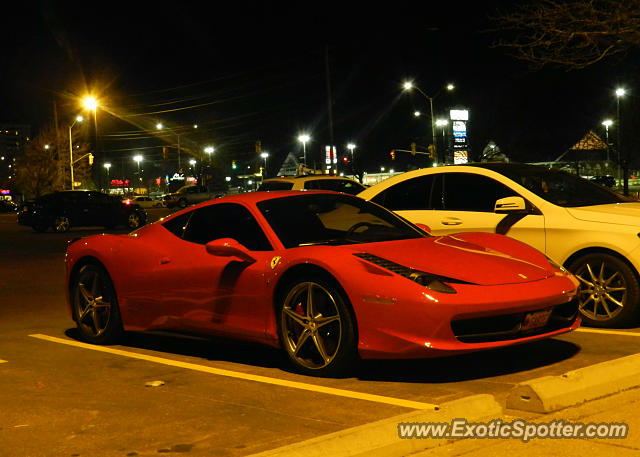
[491,0,640,70]
[14,126,92,198]
[14,127,62,198]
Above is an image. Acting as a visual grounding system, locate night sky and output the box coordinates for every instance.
[2,1,639,174]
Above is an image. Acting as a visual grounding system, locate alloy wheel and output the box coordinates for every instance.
[54,216,70,232]
[575,258,627,322]
[281,282,343,371]
[73,266,118,342]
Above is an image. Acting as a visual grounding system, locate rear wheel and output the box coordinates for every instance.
[54,215,70,232]
[278,275,357,377]
[71,264,123,344]
[568,253,640,327]
[126,212,142,229]
[178,198,187,208]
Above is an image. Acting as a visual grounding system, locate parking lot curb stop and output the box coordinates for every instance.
[507,352,640,413]
[246,394,502,457]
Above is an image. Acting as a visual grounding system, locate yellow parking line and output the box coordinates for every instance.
[29,334,437,410]
[576,328,640,337]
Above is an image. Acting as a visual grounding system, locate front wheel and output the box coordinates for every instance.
[71,264,123,344]
[568,253,640,327]
[278,276,357,377]
[178,198,188,208]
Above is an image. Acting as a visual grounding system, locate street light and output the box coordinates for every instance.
[260,152,269,177]
[347,143,355,157]
[68,115,83,189]
[133,155,143,182]
[402,81,455,162]
[602,119,613,162]
[298,134,310,166]
[616,87,626,191]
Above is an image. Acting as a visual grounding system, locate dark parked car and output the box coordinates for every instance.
[18,190,147,232]
[0,199,18,213]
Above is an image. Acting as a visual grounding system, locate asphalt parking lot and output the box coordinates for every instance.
[2,209,640,456]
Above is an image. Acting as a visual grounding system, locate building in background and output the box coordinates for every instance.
[0,124,31,199]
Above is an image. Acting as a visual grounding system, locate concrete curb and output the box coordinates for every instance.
[246,394,502,457]
[507,352,640,413]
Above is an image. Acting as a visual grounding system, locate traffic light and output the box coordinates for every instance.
[342,155,349,164]
[88,153,94,165]
[411,142,416,156]
[255,141,262,153]
[428,144,436,159]
[390,150,396,160]
[231,160,237,169]
[162,147,167,160]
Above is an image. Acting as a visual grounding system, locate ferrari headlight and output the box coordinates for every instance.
[408,271,457,294]
[546,255,568,273]
[354,252,462,294]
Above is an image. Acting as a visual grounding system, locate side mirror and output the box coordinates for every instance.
[205,238,256,263]
[415,223,432,233]
[494,196,528,214]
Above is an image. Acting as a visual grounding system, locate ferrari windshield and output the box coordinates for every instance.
[479,164,631,207]
[257,193,426,248]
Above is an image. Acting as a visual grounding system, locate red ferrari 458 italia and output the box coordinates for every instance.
[65,191,580,376]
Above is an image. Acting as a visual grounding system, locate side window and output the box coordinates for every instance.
[442,173,518,212]
[182,203,272,250]
[371,175,434,210]
[162,211,192,238]
[307,179,365,195]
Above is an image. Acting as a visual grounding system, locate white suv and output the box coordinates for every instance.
[358,163,640,327]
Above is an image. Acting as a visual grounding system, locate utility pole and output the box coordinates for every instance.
[325,45,335,174]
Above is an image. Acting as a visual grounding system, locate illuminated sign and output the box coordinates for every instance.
[453,150,469,164]
[325,146,338,164]
[450,109,469,121]
[171,173,185,181]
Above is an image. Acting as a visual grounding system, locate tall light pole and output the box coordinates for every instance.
[347,143,355,160]
[204,146,214,163]
[82,96,98,160]
[616,87,626,192]
[68,115,83,189]
[103,162,111,188]
[260,152,269,178]
[298,134,310,166]
[133,154,143,185]
[403,81,455,162]
[602,119,613,162]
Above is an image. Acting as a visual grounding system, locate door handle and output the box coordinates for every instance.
[441,218,462,226]
[160,256,171,264]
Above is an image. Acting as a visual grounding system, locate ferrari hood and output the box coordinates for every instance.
[565,202,640,226]
[353,235,553,286]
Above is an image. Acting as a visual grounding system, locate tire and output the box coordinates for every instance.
[178,198,187,208]
[277,275,357,377]
[568,253,640,327]
[71,264,123,344]
[54,215,71,232]
[126,212,142,230]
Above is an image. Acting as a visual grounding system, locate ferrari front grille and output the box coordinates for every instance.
[451,299,579,343]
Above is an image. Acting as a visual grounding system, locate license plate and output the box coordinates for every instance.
[521,309,552,331]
